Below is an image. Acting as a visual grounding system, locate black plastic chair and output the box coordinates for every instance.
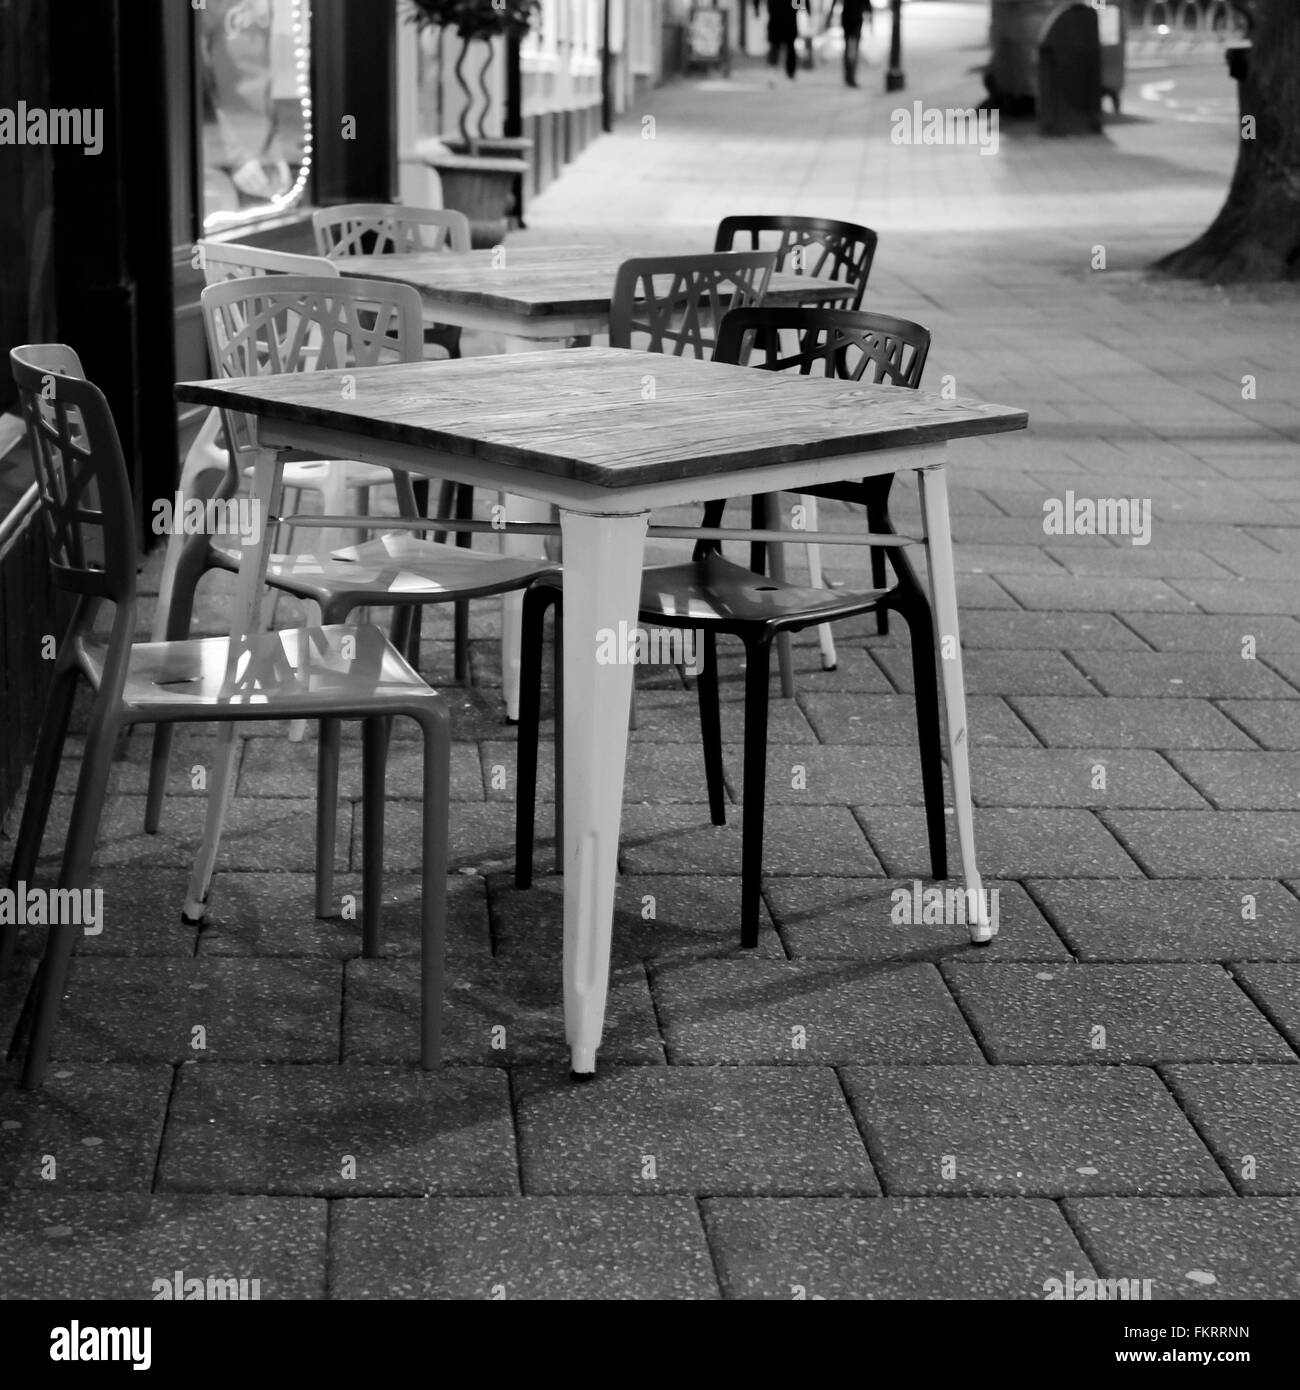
[3,345,452,1088]
[713,215,877,309]
[725,303,931,637]
[515,307,946,947]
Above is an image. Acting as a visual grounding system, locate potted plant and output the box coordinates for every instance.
[407,0,538,244]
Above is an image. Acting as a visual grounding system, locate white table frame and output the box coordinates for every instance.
[184,414,992,1077]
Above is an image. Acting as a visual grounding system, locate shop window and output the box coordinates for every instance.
[199,0,313,231]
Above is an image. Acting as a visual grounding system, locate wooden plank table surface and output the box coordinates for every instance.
[176,347,1027,1077]
[337,245,853,331]
[179,347,1025,498]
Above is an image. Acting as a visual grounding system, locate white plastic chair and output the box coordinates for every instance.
[156,241,403,648]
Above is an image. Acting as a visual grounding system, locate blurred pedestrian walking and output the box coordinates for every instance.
[764,0,800,83]
[828,0,872,87]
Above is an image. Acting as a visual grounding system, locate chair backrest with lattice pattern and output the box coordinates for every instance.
[10,345,137,604]
[312,204,472,258]
[199,274,424,460]
[196,241,340,287]
[714,216,877,310]
[714,307,930,387]
[610,252,776,358]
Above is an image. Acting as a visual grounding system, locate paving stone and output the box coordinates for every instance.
[748,744,947,806]
[514,1065,877,1196]
[1044,546,1234,579]
[344,958,664,1065]
[1216,543,1300,586]
[994,576,1195,613]
[37,793,339,873]
[479,739,716,808]
[942,964,1293,1064]
[1009,697,1257,749]
[628,688,818,745]
[53,727,239,800]
[1028,880,1300,962]
[1102,810,1300,878]
[1163,1065,1300,1197]
[970,748,1206,808]
[875,647,1100,697]
[1121,615,1300,654]
[650,959,982,1065]
[50,958,340,1063]
[800,693,1038,746]
[1065,651,1296,700]
[953,612,1151,651]
[857,806,1141,878]
[1169,579,1300,616]
[363,801,518,875]
[767,878,1071,963]
[946,544,1068,575]
[157,1065,518,1196]
[0,1192,327,1299]
[237,736,485,802]
[841,1066,1231,1197]
[950,516,1112,548]
[196,872,491,962]
[1165,752,1300,811]
[0,1064,172,1190]
[331,1196,719,1299]
[1214,700,1300,751]
[0,865,199,960]
[489,872,786,962]
[741,645,897,697]
[1255,650,1300,690]
[618,804,883,878]
[1231,965,1300,1054]
[704,1196,1091,1300]
[1064,1197,1300,1299]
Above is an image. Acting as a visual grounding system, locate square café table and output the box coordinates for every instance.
[176,347,1027,1077]
[335,244,858,718]
[335,244,854,342]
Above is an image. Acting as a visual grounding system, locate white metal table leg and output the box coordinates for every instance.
[917,463,994,944]
[182,448,283,923]
[498,334,569,721]
[559,508,649,1076]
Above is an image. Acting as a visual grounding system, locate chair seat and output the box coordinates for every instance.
[245,458,396,492]
[638,553,887,631]
[210,532,558,605]
[78,624,440,720]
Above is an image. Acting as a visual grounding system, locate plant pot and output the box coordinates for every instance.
[427,151,529,248]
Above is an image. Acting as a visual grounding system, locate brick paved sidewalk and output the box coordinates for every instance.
[2,5,1297,1299]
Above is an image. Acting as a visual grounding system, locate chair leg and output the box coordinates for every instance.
[514,585,554,889]
[762,495,796,699]
[315,718,343,918]
[553,603,564,869]
[453,484,473,684]
[901,598,949,880]
[407,479,431,667]
[19,712,119,1089]
[868,493,891,637]
[740,639,773,949]
[146,536,210,831]
[418,703,451,1068]
[695,630,727,826]
[2,666,79,978]
[361,717,386,958]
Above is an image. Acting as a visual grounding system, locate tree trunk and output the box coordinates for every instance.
[1153,0,1300,281]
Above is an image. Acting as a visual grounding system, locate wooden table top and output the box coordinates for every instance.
[176,347,1028,490]
[337,246,852,318]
